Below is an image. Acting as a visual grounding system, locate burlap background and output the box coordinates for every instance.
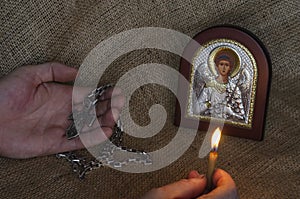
[0,0,299,198]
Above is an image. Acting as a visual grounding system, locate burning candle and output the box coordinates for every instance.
[206,127,222,191]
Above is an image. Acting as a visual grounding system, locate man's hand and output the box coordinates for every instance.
[0,62,125,159]
[142,169,238,199]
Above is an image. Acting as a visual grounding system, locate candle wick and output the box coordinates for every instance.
[211,147,218,152]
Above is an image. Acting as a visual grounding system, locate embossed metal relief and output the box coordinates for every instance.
[174,26,270,140]
[187,39,257,128]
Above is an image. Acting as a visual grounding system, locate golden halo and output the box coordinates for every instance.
[208,46,241,78]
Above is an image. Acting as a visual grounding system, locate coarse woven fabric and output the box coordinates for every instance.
[0,0,299,199]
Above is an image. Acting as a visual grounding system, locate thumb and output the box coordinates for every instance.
[22,62,78,84]
[198,169,238,199]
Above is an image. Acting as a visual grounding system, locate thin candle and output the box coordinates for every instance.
[206,127,222,191]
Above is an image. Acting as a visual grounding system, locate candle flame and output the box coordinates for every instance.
[211,128,222,150]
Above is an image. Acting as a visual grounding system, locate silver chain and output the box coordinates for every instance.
[57,85,152,179]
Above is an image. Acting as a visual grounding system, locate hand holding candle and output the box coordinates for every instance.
[207,127,222,191]
[143,126,238,199]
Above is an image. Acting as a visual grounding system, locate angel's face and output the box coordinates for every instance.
[217,60,231,77]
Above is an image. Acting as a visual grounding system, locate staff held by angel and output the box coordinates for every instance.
[192,46,249,122]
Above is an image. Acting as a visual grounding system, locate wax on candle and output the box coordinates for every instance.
[206,128,222,192]
[207,151,218,191]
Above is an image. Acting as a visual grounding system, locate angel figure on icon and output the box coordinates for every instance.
[192,47,250,122]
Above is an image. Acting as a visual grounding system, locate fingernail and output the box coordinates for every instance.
[190,170,205,179]
[198,174,205,179]
[190,170,200,177]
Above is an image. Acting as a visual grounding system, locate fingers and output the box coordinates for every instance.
[71,86,124,127]
[97,87,125,114]
[68,107,121,147]
[142,171,207,199]
[60,106,120,151]
[57,106,119,151]
[96,87,124,115]
[72,86,124,109]
[23,62,78,84]
[37,125,113,156]
[58,107,118,152]
[62,87,123,150]
[72,86,124,127]
[188,170,204,179]
[100,108,121,128]
[198,169,238,199]
[46,84,123,154]
[75,127,113,148]
[96,94,125,116]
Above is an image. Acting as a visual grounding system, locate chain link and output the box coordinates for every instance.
[57,85,152,179]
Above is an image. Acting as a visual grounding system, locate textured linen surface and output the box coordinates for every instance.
[0,0,299,198]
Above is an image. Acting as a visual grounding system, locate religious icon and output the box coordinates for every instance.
[189,41,256,128]
[175,26,270,140]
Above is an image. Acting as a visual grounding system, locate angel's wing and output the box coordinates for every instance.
[236,63,254,120]
[192,62,215,98]
[193,69,206,99]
